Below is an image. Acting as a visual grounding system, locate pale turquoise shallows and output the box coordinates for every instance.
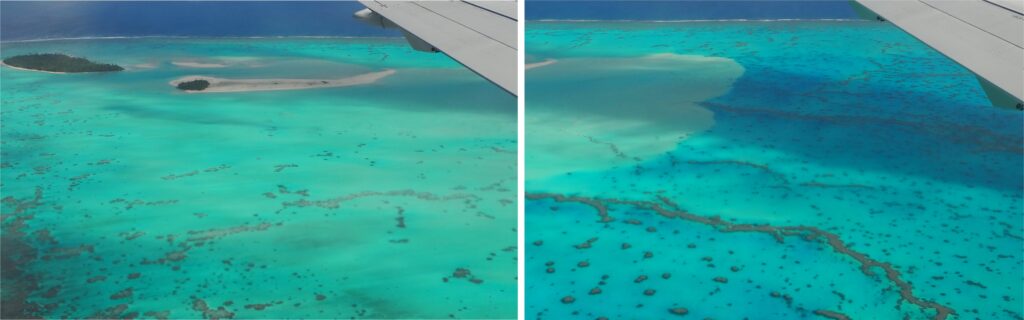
[526,21,1022,320]
[1,37,516,319]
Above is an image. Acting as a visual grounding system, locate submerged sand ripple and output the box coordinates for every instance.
[527,54,744,179]
[525,59,557,70]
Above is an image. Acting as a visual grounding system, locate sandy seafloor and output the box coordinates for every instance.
[0,37,516,319]
[525,21,1023,320]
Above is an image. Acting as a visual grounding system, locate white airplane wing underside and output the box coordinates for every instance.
[357,0,517,96]
[852,0,1024,110]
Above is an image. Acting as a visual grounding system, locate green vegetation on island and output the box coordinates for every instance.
[176,79,210,91]
[2,53,123,73]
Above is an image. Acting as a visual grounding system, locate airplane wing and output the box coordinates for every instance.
[355,0,517,96]
[851,0,1023,111]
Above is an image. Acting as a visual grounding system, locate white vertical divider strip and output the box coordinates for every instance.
[515,0,526,318]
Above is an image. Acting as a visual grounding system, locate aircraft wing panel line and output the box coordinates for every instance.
[921,0,1022,48]
[464,0,517,20]
[413,1,517,49]
[984,0,1023,15]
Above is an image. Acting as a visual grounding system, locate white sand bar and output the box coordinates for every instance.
[171,61,228,68]
[169,69,396,93]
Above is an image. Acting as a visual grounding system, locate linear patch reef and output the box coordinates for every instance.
[526,192,956,320]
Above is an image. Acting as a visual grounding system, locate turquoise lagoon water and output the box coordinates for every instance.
[526,21,1022,319]
[1,37,516,319]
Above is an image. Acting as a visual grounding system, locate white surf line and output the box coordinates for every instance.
[532,18,861,23]
[0,35,400,44]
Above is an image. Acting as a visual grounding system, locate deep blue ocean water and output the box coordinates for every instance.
[1,1,398,41]
[2,1,861,42]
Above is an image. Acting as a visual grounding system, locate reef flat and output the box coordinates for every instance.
[1,37,516,319]
[526,21,1023,320]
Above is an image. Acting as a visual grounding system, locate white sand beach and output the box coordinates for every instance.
[169,69,397,93]
[1,61,69,74]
